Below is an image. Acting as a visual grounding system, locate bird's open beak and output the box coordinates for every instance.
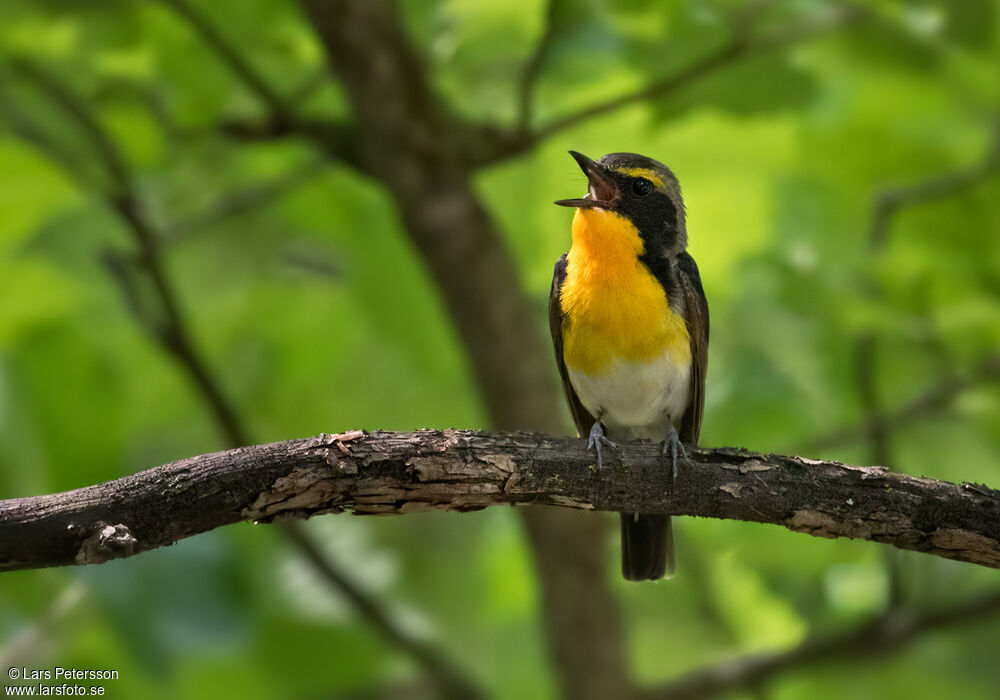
[554,151,619,209]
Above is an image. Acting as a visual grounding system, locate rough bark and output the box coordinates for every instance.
[3,430,999,573]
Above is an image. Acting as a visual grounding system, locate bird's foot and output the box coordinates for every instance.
[587,422,618,471]
[661,426,688,483]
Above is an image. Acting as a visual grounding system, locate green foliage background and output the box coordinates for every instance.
[1,0,999,697]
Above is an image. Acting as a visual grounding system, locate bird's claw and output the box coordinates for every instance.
[662,426,688,483]
[587,422,618,471]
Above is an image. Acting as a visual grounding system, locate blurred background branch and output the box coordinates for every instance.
[801,350,1000,454]
[801,110,1000,456]
[159,157,327,245]
[643,589,1000,700]
[515,0,561,132]
[480,2,865,162]
[8,58,248,445]
[155,0,290,121]
[869,115,1000,252]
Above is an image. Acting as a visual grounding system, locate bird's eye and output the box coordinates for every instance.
[632,178,653,196]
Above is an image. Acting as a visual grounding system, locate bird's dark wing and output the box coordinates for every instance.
[677,251,709,445]
[549,254,596,437]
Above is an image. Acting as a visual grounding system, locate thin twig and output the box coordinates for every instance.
[869,115,1000,251]
[155,0,288,118]
[853,334,892,467]
[137,87,184,142]
[515,0,560,130]
[0,581,87,671]
[153,0,364,168]
[278,523,482,700]
[640,589,1000,700]
[160,158,327,244]
[0,88,86,179]
[515,3,863,153]
[851,114,1000,606]
[805,114,1000,456]
[10,59,248,446]
[211,115,362,168]
[801,351,1000,454]
[280,247,343,280]
[289,69,330,106]
[10,60,132,192]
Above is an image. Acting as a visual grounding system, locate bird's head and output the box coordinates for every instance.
[556,151,687,254]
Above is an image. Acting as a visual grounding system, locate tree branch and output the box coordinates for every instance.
[0,86,92,182]
[478,3,864,164]
[9,60,132,193]
[641,588,1000,700]
[800,307,1000,455]
[535,3,862,140]
[150,1,365,166]
[868,115,1000,251]
[278,523,482,700]
[211,116,362,167]
[2,430,998,572]
[155,0,289,119]
[159,158,327,245]
[9,59,249,446]
[515,0,560,131]
[0,581,87,671]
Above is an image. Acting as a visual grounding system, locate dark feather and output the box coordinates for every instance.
[620,513,673,581]
[549,254,596,436]
[676,251,709,446]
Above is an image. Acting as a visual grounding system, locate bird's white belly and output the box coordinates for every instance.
[567,352,691,441]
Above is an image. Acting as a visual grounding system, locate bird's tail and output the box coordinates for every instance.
[620,513,674,581]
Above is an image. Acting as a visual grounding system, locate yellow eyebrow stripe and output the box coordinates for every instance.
[615,167,665,190]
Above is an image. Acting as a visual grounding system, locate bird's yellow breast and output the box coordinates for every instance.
[560,208,690,376]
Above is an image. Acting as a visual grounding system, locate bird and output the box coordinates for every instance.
[549,151,709,581]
